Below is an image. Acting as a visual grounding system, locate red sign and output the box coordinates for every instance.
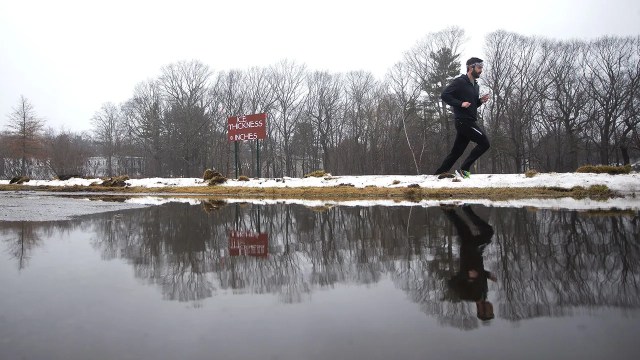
[229,230,269,257]
[228,113,267,142]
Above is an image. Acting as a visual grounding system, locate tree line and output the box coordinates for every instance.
[2,27,638,179]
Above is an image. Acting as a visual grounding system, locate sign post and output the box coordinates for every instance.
[234,142,239,178]
[256,140,261,178]
[227,113,267,178]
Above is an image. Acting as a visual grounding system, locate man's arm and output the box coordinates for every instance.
[441,78,463,108]
[483,270,497,282]
[477,94,490,107]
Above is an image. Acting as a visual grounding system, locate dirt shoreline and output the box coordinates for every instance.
[0,183,635,222]
[0,183,616,201]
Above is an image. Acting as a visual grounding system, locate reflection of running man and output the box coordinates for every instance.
[443,205,496,321]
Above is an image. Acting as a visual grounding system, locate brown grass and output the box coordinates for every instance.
[208,175,227,185]
[304,170,327,178]
[9,176,30,184]
[98,175,130,187]
[203,169,215,180]
[201,199,227,212]
[0,183,618,201]
[309,205,334,212]
[576,164,631,175]
[569,185,613,199]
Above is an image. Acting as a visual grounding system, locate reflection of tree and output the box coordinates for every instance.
[0,219,82,270]
[495,209,640,321]
[89,204,224,302]
[218,251,311,304]
[1,221,44,270]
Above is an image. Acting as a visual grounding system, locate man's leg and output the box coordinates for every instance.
[459,122,490,172]
[442,208,473,240]
[462,205,494,246]
[434,125,470,175]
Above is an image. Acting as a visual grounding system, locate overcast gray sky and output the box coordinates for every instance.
[1,0,639,133]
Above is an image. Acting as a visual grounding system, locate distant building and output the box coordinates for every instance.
[1,156,145,179]
[0,158,53,179]
[85,156,145,178]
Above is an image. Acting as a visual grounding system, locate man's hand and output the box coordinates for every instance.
[461,102,471,108]
[480,94,490,104]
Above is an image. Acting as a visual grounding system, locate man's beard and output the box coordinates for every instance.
[471,68,481,78]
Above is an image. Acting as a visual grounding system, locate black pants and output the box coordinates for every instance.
[443,206,494,302]
[444,206,495,248]
[434,119,490,174]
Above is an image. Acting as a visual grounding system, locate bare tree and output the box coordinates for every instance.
[304,70,343,172]
[46,129,93,177]
[483,30,519,172]
[404,27,466,147]
[92,102,124,177]
[243,66,277,177]
[339,70,377,174]
[386,62,422,173]
[268,60,307,177]
[5,95,45,176]
[616,36,640,165]
[159,60,213,176]
[290,120,316,174]
[621,79,640,162]
[583,36,639,165]
[484,31,553,172]
[210,69,247,176]
[122,80,165,176]
[0,131,6,176]
[539,40,589,171]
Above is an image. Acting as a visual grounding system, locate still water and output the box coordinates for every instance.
[1,201,638,360]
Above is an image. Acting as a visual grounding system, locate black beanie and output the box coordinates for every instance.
[466,57,483,66]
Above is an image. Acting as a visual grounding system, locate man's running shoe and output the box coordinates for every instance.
[455,169,471,179]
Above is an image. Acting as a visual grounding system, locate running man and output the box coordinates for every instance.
[434,57,490,179]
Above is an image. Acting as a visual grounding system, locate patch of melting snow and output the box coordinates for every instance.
[122,195,640,211]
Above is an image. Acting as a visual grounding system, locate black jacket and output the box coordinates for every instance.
[441,74,483,122]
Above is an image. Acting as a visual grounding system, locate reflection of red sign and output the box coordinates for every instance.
[228,113,267,142]
[229,231,268,257]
